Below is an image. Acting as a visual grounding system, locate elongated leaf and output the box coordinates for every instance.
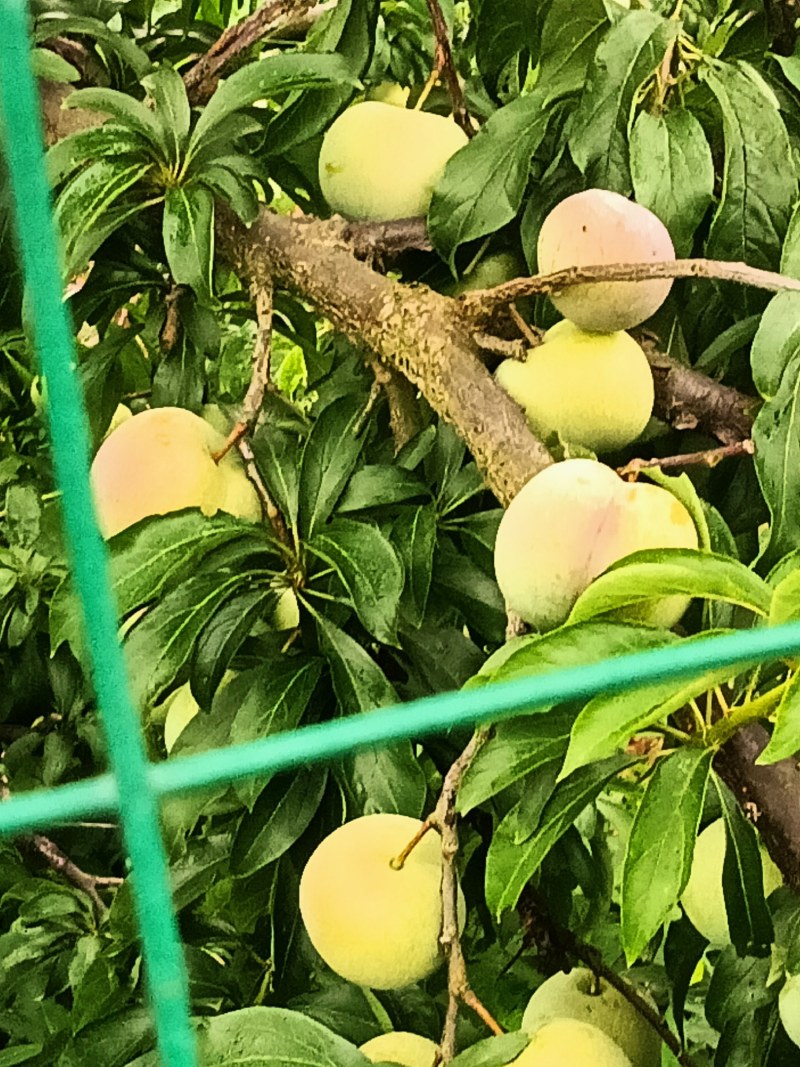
[231,768,328,877]
[390,505,436,628]
[474,0,540,88]
[299,396,366,540]
[251,423,304,531]
[757,673,800,764]
[560,639,736,779]
[163,184,214,299]
[307,518,403,644]
[568,549,773,624]
[47,124,152,188]
[127,1006,369,1067]
[33,15,151,78]
[316,615,398,713]
[536,0,609,104]
[753,352,800,570]
[475,619,677,688]
[449,1033,530,1067]
[458,709,574,814]
[569,11,677,192]
[630,109,714,255]
[200,164,259,225]
[63,87,165,154]
[750,292,800,400]
[340,743,427,819]
[429,91,549,270]
[337,466,428,512]
[190,53,359,154]
[703,63,795,282]
[125,571,255,707]
[621,747,712,963]
[485,755,629,918]
[718,780,774,957]
[142,66,190,167]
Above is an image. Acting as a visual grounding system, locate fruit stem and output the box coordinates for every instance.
[390,818,433,870]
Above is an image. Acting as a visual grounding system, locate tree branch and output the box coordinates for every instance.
[617,440,754,479]
[423,0,475,137]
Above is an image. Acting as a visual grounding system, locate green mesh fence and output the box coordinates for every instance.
[4,3,800,1065]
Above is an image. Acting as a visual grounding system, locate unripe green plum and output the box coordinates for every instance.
[91,407,261,538]
[450,252,526,295]
[161,670,236,754]
[319,102,468,221]
[493,459,698,632]
[359,1031,438,1066]
[681,819,783,946]
[299,813,466,989]
[495,320,654,451]
[521,969,659,1067]
[537,189,675,332]
[508,1019,632,1066]
[779,973,800,1048]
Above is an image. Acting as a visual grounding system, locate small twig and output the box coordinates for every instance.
[184,0,323,106]
[423,0,476,136]
[617,439,754,479]
[395,728,497,1062]
[508,303,539,347]
[159,284,185,353]
[459,258,800,326]
[473,333,527,360]
[1,778,120,919]
[518,886,695,1067]
[238,437,292,547]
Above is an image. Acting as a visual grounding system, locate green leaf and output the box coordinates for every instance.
[316,615,398,713]
[127,1006,370,1067]
[337,466,428,512]
[703,63,795,282]
[621,747,713,963]
[536,0,609,105]
[718,780,775,957]
[307,518,403,644]
[299,396,367,540]
[163,184,215,299]
[190,53,360,156]
[142,66,191,167]
[339,743,427,819]
[231,768,328,877]
[485,755,629,919]
[757,672,800,764]
[63,87,165,155]
[458,709,574,814]
[568,549,773,623]
[125,570,257,707]
[390,505,436,628]
[449,1032,530,1067]
[433,538,506,643]
[705,949,773,1033]
[47,124,151,188]
[200,163,259,225]
[569,11,678,192]
[55,158,153,274]
[429,92,549,271]
[753,352,800,569]
[251,424,303,531]
[560,639,736,779]
[474,0,540,89]
[33,15,151,78]
[630,109,714,256]
[749,292,800,400]
[31,48,79,82]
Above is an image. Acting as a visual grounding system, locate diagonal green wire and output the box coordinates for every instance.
[0,5,197,1066]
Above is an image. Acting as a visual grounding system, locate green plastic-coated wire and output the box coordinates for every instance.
[4,615,800,838]
[0,6,198,1066]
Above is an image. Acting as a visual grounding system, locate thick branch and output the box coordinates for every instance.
[342,217,433,258]
[714,723,800,891]
[216,209,553,505]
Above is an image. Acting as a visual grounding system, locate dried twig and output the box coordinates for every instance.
[459,258,800,326]
[518,886,695,1067]
[422,0,475,136]
[617,439,755,479]
[394,728,497,1063]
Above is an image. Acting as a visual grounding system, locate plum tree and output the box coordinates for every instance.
[318,102,468,221]
[508,1019,632,1066]
[299,813,465,989]
[495,320,654,451]
[537,189,675,331]
[90,406,262,538]
[681,819,783,946]
[521,968,659,1067]
[358,1031,438,1066]
[493,459,698,631]
[779,973,800,1048]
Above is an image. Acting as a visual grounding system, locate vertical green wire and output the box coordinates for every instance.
[0,6,197,1065]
